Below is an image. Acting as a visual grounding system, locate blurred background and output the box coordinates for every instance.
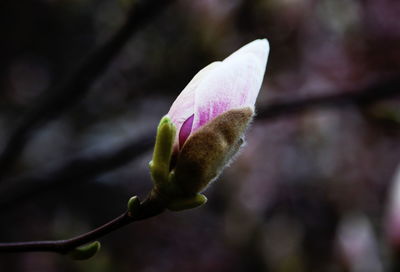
[0,0,400,271]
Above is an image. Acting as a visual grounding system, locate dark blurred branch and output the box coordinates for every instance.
[0,194,165,254]
[257,77,400,119]
[0,0,175,180]
[0,132,154,211]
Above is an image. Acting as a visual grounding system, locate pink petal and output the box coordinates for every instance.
[167,62,221,140]
[178,114,194,148]
[166,39,269,147]
[192,39,269,132]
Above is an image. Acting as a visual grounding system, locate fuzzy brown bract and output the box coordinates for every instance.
[172,107,254,194]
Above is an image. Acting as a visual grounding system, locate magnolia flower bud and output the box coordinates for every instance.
[149,39,269,210]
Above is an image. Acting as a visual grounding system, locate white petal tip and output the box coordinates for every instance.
[244,39,270,60]
[224,39,270,65]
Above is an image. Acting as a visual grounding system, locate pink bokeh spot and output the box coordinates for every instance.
[386,165,400,249]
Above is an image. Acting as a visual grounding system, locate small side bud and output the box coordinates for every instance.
[127,196,140,216]
[68,241,101,261]
[167,194,208,211]
[173,107,254,194]
[150,116,176,185]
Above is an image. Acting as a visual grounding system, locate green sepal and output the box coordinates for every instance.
[127,196,140,216]
[167,194,208,211]
[149,116,176,186]
[68,241,101,261]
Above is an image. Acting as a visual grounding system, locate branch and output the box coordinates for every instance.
[0,132,154,211]
[257,77,400,119]
[0,0,176,180]
[0,195,165,254]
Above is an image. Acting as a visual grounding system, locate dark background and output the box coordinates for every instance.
[0,0,400,271]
